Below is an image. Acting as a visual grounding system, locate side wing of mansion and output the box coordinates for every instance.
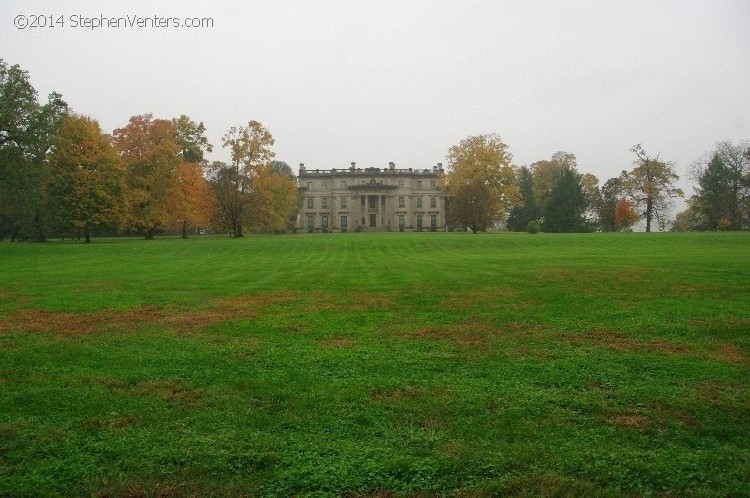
[298,162,446,232]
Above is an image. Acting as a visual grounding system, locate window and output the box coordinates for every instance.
[322,181,327,190]
[307,197,314,209]
[307,182,312,189]
[341,181,346,188]
[398,180,404,188]
[398,214,405,228]
[322,215,329,229]
[340,215,348,228]
[430,181,435,189]
[417,214,423,229]
[416,197,422,208]
[341,197,347,208]
[398,196,404,208]
[307,214,314,230]
[322,197,328,209]
[417,180,422,189]
[431,214,437,228]
[430,196,436,208]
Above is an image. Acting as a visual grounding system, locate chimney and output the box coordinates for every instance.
[389,161,395,170]
[350,162,356,171]
[299,163,305,171]
[437,162,443,171]
[433,166,437,172]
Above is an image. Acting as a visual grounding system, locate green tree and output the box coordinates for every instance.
[541,166,589,232]
[693,153,735,230]
[208,161,240,236]
[597,177,622,232]
[443,134,519,233]
[620,144,683,232]
[506,166,538,231]
[46,115,123,242]
[691,141,749,230]
[172,115,212,163]
[0,60,68,241]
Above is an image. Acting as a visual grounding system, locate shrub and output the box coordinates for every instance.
[526,220,540,234]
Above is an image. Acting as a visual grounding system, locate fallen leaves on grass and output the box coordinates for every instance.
[0,291,299,336]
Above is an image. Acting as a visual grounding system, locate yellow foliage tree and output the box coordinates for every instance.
[113,114,181,239]
[47,114,123,242]
[443,134,519,233]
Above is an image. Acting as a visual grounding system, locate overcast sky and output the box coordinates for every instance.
[2,0,749,200]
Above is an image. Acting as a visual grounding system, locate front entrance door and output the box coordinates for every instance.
[369,213,376,228]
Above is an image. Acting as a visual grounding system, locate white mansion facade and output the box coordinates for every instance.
[298,162,446,232]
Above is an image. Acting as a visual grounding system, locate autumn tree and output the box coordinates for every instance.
[247,164,298,233]
[443,134,519,233]
[0,59,68,241]
[171,162,215,238]
[212,121,276,237]
[613,198,639,231]
[169,115,214,238]
[46,115,123,242]
[620,144,683,232]
[112,114,181,239]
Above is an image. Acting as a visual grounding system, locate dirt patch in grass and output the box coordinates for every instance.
[603,412,649,428]
[319,337,357,348]
[371,387,423,401]
[401,318,535,351]
[0,291,298,336]
[82,413,142,431]
[566,330,694,356]
[567,330,746,364]
[101,377,205,407]
[302,290,401,312]
[710,343,746,364]
[442,288,520,311]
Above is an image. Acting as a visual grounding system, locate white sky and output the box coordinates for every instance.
[2,0,749,200]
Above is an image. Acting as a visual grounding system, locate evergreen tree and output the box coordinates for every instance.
[693,153,735,230]
[541,167,589,232]
[507,166,538,231]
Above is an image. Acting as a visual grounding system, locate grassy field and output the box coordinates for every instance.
[0,232,748,496]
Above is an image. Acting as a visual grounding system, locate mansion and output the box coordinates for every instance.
[298,162,446,232]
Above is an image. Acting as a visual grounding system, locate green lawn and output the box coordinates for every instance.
[0,233,748,496]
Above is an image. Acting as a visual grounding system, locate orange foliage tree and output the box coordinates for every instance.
[113,114,181,239]
[170,162,215,238]
[169,115,214,238]
[614,197,639,230]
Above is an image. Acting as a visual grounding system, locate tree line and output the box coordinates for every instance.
[1,59,748,241]
[442,134,749,233]
[0,60,297,242]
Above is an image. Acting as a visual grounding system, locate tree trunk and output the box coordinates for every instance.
[182,220,188,239]
[145,227,155,240]
[84,229,91,243]
[645,196,652,232]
